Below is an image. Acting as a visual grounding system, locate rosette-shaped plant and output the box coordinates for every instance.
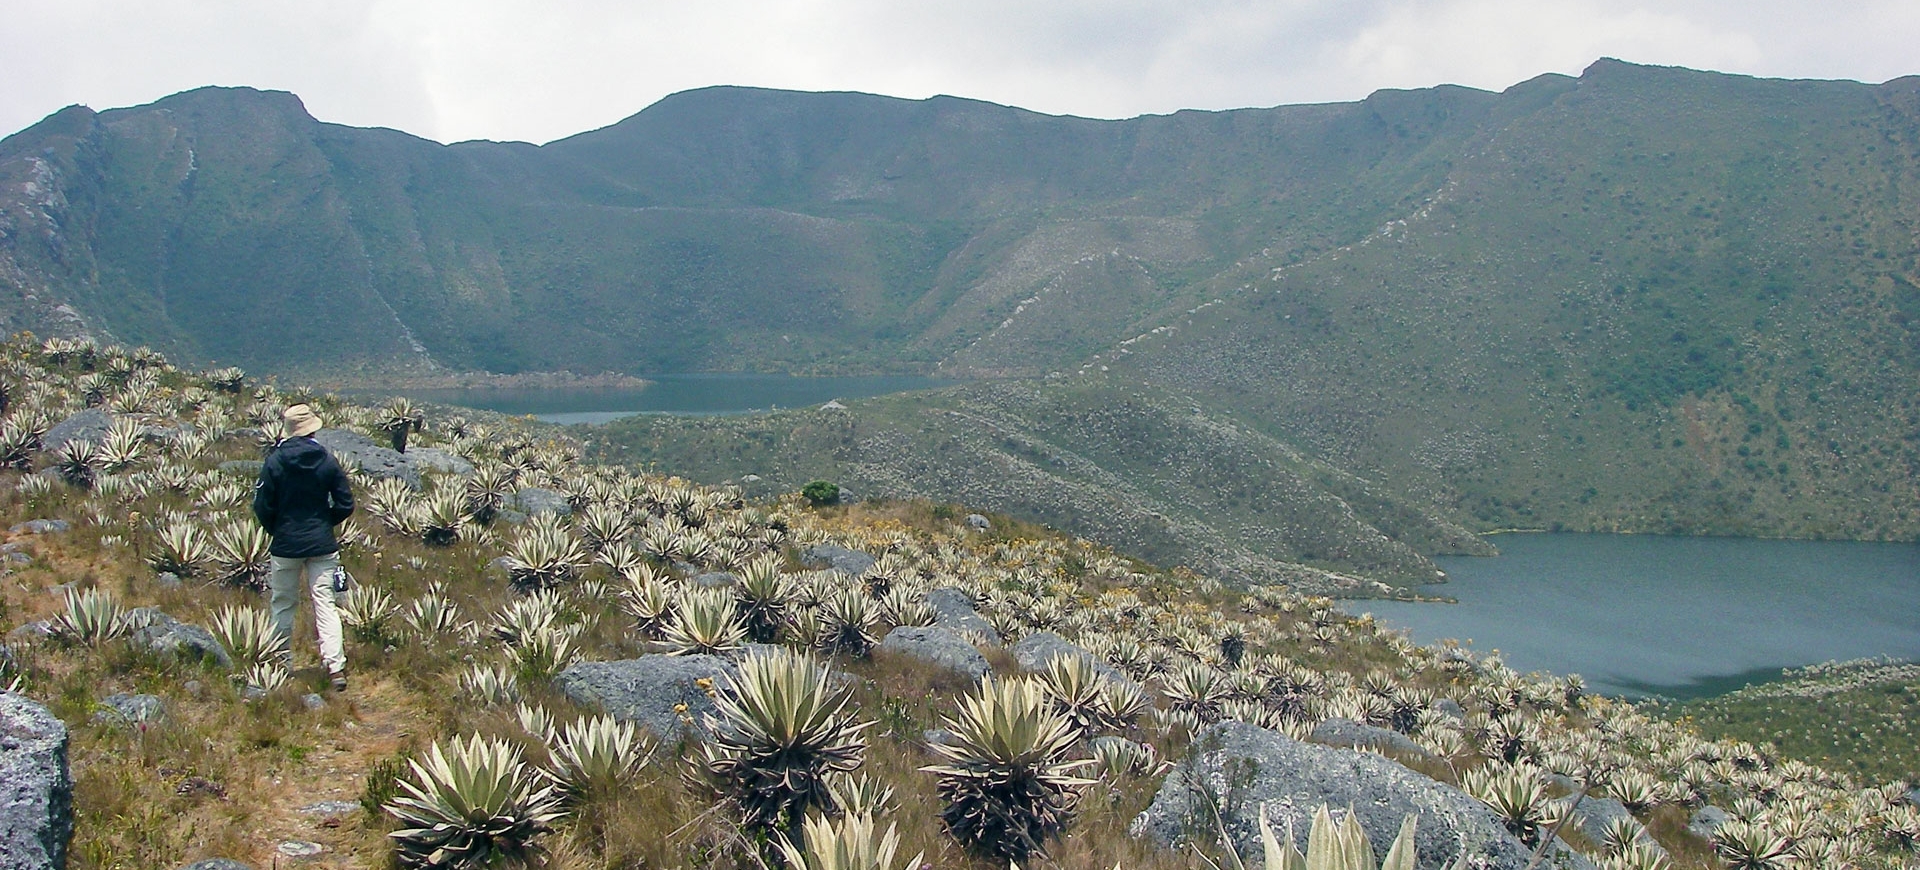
[734,553,793,643]
[384,734,564,868]
[775,812,923,870]
[663,587,746,656]
[704,648,870,832]
[922,676,1093,862]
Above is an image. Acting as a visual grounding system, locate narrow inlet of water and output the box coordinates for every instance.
[392,374,958,423]
[1357,533,1920,698]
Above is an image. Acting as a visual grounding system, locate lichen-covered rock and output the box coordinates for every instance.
[8,520,68,536]
[1688,805,1730,839]
[177,860,255,870]
[692,572,739,589]
[507,487,570,517]
[802,544,877,577]
[41,408,112,452]
[1131,721,1587,870]
[1011,631,1134,687]
[926,588,997,642]
[0,691,73,870]
[555,655,733,741]
[1309,717,1429,759]
[878,626,991,679]
[93,693,166,726]
[403,447,473,476]
[1570,796,1653,855]
[313,428,470,489]
[217,460,264,480]
[128,608,232,669]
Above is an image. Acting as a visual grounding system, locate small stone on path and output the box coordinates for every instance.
[275,840,325,859]
[297,800,361,816]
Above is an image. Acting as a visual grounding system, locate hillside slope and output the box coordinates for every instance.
[4,59,1920,566]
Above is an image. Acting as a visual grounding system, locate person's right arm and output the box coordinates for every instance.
[252,457,278,531]
[326,459,354,525]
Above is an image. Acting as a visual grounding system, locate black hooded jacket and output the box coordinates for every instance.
[252,436,354,558]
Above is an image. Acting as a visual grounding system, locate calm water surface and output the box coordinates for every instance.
[402,374,958,424]
[1359,533,1920,698]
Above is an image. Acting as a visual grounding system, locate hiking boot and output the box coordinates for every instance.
[330,671,348,692]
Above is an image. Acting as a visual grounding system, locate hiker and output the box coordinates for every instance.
[252,403,356,691]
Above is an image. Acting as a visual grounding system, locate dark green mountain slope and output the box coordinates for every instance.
[1108,59,1920,541]
[586,61,1920,577]
[0,79,1522,375]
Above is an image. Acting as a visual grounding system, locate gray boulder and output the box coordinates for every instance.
[94,693,166,725]
[177,860,255,870]
[1131,721,1587,870]
[692,572,739,590]
[404,447,473,477]
[42,408,112,451]
[1570,797,1648,851]
[8,520,68,535]
[878,627,991,680]
[1310,717,1429,759]
[314,428,469,489]
[926,588,997,641]
[802,544,876,577]
[1011,631,1134,687]
[128,609,232,669]
[0,692,73,870]
[8,621,53,642]
[1688,805,1730,839]
[217,460,263,480]
[555,655,733,741]
[507,487,570,517]
[964,514,991,530]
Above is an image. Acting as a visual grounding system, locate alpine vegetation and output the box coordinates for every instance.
[0,335,1911,870]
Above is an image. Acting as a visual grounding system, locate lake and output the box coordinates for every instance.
[1358,533,1920,698]
[398,374,959,424]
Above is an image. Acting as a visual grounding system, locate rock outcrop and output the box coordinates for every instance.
[1309,717,1429,759]
[506,487,570,517]
[801,544,876,577]
[877,626,991,679]
[925,588,996,641]
[555,655,732,741]
[128,608,232,669]
[1131,721,1588,870]
[313,428,470,489]
[0,691,73,870]
[1011,631,1134,687]
[41,408,112,452]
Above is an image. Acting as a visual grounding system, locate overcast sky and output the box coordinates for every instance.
[5,1,1918,145]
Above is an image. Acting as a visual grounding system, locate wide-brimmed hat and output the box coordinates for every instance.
[283,404,323,437]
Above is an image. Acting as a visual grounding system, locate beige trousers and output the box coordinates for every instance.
[268,553,346,674]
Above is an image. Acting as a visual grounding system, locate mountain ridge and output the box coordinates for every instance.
[4,59,1919,582]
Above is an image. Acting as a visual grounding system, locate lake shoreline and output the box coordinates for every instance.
[1364,532,1920,699]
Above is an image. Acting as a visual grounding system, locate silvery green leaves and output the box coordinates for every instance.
[922,676,1093,862]
[384,734,565,869]
[49,587,127,646]
[704,647,869,832]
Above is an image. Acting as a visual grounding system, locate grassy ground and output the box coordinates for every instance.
[2,343,1914,870]
[1652,659,1920,786]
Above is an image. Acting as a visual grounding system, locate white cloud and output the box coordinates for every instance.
[1,0,1915,145]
